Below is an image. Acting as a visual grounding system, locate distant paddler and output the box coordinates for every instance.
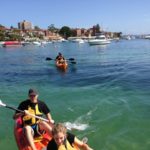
[55,52,68,70]
[55,52,66,63]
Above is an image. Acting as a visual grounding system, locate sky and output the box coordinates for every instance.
[0,0,150,35]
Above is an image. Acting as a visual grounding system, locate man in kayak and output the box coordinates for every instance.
[13,88,54,150]
[47,123,93,150]
[55,52,66,64]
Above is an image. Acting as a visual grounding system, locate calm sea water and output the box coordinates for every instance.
[0,40,150,150]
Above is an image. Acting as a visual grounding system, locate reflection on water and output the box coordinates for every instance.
[90,44,108,49]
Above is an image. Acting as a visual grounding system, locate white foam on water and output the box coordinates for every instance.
[64,121,89,131]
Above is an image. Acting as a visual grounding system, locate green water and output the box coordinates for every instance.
[0,40,150,150]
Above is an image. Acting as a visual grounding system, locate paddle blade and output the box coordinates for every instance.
[70,61,76,64]
[0,100,6,107]
[68,58,75,61]
[82,137,88,143]
[46,57,53,61]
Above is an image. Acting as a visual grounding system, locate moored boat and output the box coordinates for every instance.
[32,41,42,46]
[144,35,150,39]
[0,41,5,47]
[14,117,51,150]
[88,35,111,45]
[3,41,22,47]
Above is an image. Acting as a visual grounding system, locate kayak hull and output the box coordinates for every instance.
[14,117,51,150]
[56,61,68,70]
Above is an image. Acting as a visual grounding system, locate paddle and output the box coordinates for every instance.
[82,137,94,150]
[82,137,88,143]
[0,100,53,123]
[46,57,76,64]
[0,100,86,131]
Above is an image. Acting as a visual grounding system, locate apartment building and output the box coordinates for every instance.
[18,20,32,30]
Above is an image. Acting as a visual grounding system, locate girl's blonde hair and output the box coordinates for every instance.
[52,123,67,136]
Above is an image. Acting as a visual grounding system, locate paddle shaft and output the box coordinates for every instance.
[5,105,75,130]
[46,57,75,61]
[5,105,49,122]
[6,105,24,113]
[0,101,80,131]
[46,57,76,64]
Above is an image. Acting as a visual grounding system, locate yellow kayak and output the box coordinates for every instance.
[14,117,52,150]
[55,60,68,70]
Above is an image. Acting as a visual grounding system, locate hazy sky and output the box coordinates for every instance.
[1,0,150,34]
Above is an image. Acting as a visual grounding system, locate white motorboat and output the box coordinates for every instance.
[88,35,111,45]
[71,38,84,43]
[144,35,150,39]
[32,41,42,46]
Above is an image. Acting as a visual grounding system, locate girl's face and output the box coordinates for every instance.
[54,132,66,146]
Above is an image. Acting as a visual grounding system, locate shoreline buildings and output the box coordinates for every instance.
[0,20,122,41]
[18,20,32,30]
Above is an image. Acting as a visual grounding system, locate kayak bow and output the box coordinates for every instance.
[14,117,52,150]
[55,60,68,70]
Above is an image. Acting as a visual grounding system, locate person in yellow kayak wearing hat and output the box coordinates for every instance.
[55,52,66,64]
[13,88,54,150]
[47,123,93,150]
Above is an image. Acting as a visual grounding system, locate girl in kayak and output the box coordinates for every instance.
[47,123,93,150]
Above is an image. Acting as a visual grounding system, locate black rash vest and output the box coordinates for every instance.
[15,99,50,125]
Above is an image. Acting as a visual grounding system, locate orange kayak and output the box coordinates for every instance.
[14,117,52,150]
[56,60,68,70]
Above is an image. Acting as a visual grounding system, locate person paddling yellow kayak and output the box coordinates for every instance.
[55,52,68,70]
